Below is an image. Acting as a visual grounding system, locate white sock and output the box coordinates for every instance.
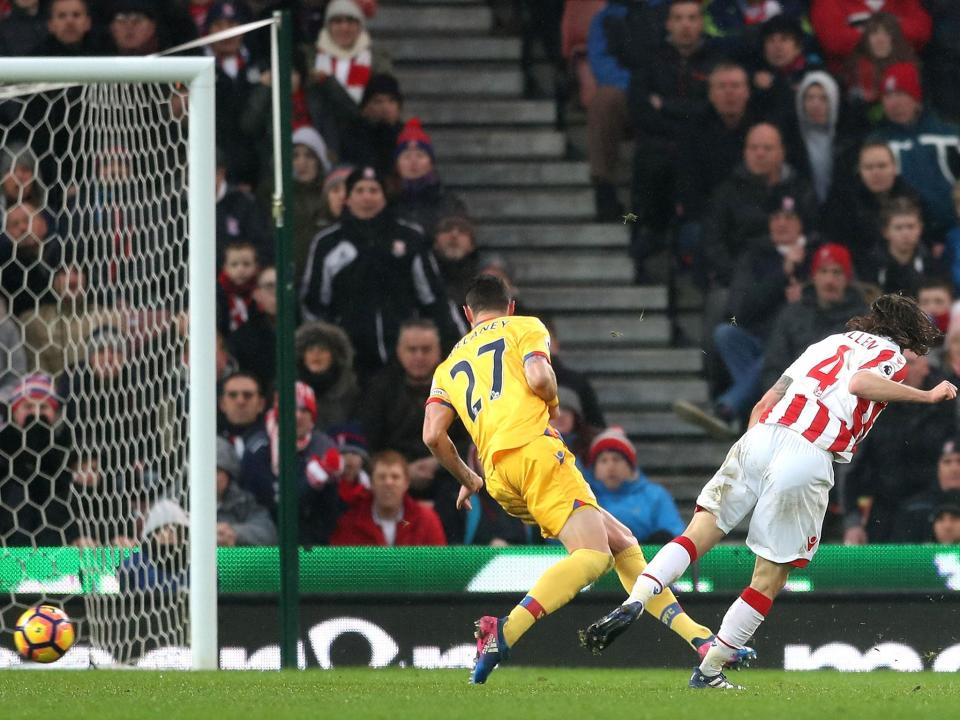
[626,536,697,605]
[699,588,770,676]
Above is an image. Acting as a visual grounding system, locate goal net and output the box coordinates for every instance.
[0,59,216,669]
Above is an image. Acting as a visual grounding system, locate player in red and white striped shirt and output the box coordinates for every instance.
[580,294,956,689]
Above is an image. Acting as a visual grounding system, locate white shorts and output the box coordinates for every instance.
[695,423,834,566]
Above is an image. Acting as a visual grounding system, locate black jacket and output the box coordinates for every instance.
[0,6,47,56]
[217,186,273,266]
[394,179,468,240]
[360,363,435,461]
[760,285,869,389]
[300,209,441,379]
[702,163,818,286]
[890,488,949,543]
[227,311,276,393]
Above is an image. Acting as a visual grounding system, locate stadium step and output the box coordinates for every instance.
[368,4,492,35]
[432,129,565,159]
[460,189,593,220]
[650,474,712,501]
[409,100,554,126]
[380,37,521,62]
[634,442,729,472]
[594,377,709,409]
[561,348,702,374]
[475,223,628,249]
[605,411,708,438]
[395,66,522,97]
[520,286,665,312]
[505,252,634,285]
[550,314,671,348]
[443,161,588,186]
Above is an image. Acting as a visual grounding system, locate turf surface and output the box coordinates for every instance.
[2,668,958,720]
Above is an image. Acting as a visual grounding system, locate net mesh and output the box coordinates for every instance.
[0,81,191,666]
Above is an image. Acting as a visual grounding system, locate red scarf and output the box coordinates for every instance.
[217,271,257,332]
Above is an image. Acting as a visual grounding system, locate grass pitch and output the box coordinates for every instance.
[1,668,958,720]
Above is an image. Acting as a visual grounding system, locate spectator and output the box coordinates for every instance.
[339,73,404,180]
[392,118,466,238]
[761,243,868,389]
[811,0,932,74]
[285,126,333,281]
[0,298,26,396]
[885,438,960,542]
[430,214,480,347]
[0,374,77,546]
[875,62,960,239]
[119,498,188,590]
[865,196,932,297]
[18,266,109,379]
[675,62,756,240]
[946,181,960,288]
[0,0,46,56]
[551,385,597,462]
[215,437,277,546]
[701,122,816,288]
[228,265,277,391]
[628,0,720,281]
[215,149,272,266]
[921,0,960,124]
[546,319,606,428]
[0,201,55,316]
[109,0,163,56]
[751,14,821,127]
[32,0,108,56]
[918,276,954,337]
[218,370,267,460]
[360,319,450,492]
[300,166,441,379]
[206,1,259,186]
[704,0,807,62]
[330,450,447,546]
[787,71,845,204]
[329,425,371,505]
[295,320,360,431]
[320,164,352,226]
[0,143,45,211]
[584,0,636,220]
[823,138,921,277]
[585,427,685,543]
[561,0,605,108]
[842,12,918,117]
[310,0,391,117]
[217,240,260,335]
[677,193,811,435]
[932,493,960,544]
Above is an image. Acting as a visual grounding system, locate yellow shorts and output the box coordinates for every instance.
[486,434,599,538]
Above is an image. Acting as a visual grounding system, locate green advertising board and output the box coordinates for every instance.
[2,545,959,595]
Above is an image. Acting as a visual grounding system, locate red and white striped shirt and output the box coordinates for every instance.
[760,331,908,462]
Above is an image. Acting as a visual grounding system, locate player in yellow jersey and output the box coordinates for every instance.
[422,275,755,683]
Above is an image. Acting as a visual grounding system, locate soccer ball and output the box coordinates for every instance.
[13,605,75,663]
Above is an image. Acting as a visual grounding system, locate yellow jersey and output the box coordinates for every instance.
[428,315,555,474]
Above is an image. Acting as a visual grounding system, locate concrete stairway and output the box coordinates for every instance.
[372,2,723,516]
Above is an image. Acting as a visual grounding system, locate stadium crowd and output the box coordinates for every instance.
[0,0,958,557]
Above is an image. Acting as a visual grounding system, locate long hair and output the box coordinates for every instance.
[846,293,941,355]
[845,13,917,101]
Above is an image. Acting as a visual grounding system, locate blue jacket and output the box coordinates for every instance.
[587,4,630,90]
[876,111,960,235]
[586,470,685,542]
[947,226,960,288]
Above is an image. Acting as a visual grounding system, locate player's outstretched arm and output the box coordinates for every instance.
[422,402,484,509]
[747,375,793,429]
[848,372,958,404]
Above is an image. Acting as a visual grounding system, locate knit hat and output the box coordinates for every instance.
[325,0,364,25]
[934,490,960,519]
[292,126,332,173]
[142,499,189,538]
[9,373,59,415]
[216,436,240,479]
[345,165,383,196]
[760,13,804,45]
[322,164,354,194]
[810,243,853,280]
[111,0,159,20]
[882,62,922,104]
[361,73,402,108]
[941,438,960,458]
[329,424,370,464]
[435,214,475,238]
[765,191,801,218]
[557,385,583,418]
[205,1,251,33]
[296,381,317,423]
[588,427,637,469]
[0,143,37,177]
[394,118,435,162]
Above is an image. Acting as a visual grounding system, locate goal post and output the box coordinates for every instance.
[0,57,217,670]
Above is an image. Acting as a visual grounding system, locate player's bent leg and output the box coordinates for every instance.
[693,556,789,688]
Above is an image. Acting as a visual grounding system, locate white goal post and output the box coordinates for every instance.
[0,57,217,670]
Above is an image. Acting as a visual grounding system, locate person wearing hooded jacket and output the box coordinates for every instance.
[295,320,360,432]
[300,165,444,380]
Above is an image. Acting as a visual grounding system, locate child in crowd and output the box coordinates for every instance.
[873,196,929,297]
[217,240,260,334]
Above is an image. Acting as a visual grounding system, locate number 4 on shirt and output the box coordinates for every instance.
[450,338,506,421]
[807,345,851,395]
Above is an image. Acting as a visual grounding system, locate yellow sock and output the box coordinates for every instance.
[502,548,613,648]
[613,545,713,650]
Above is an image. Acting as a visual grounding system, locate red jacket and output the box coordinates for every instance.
[811,0,931,71]
[330,494,447,546]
